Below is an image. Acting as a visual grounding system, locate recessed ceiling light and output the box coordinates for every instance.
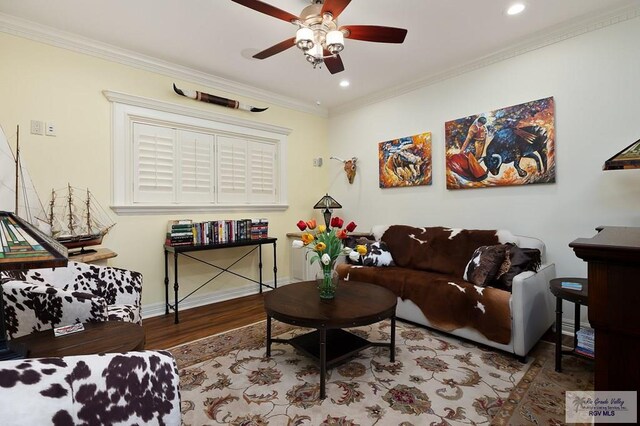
[339,80,350,88]
[507,3,526,15]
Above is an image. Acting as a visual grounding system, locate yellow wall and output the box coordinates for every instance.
[0,33,329,310]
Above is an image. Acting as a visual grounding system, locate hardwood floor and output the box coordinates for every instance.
[142,292,569,352]
[142,293,267,349]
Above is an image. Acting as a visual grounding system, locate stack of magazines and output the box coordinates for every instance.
[575,327,594,358]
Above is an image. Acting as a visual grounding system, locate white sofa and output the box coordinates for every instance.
[338,226,556,359]
[395,236,555,358]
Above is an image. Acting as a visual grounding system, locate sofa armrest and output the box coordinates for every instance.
[2,281,108,339]
[73,262,143,308]
[23,261,142,309]
[0,350,181,426]
[510,262,556,356]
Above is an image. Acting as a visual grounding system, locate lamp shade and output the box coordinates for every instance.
[313,194,342,210]
[313,194,341,230]
[295,27,314,51]
[603,138,640,170]
[0,211,68,271]
[326,30,344,54]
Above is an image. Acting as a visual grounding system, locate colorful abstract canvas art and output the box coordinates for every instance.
[445,97,556,189]
[378,132,432,188]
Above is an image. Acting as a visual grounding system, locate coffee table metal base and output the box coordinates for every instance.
[266,315,395,399]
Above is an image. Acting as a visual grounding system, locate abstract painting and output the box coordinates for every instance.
[378,132,432,188]
[445,97,555,189]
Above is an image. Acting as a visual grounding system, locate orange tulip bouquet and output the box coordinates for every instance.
[292,217,367,299]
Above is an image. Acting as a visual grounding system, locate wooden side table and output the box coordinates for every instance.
[549,277,590,372]
[70,248,117,266]
[9,322,145,358]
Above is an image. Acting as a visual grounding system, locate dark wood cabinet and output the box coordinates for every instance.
[569,226,640,391]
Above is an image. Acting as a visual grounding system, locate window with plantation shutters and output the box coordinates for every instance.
[178,130,214,203]
[217,136,248,204]
[249,141,276,203]
[107,91,289,214]
[133,123,175,203]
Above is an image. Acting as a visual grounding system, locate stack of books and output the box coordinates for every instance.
[166,220,194,246]
[250,219,269,240]
[561,281,583,291]
[165,218,270,246]
[575,327,595,358]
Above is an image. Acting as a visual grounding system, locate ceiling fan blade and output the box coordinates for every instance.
[321,0,352,19]
[323,50,345,74]
[231,0,299,23]
[341,25,408,43]
[253,37,296,59]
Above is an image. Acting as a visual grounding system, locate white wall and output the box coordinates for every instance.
[0,32,329,315]
[327,17,640,327]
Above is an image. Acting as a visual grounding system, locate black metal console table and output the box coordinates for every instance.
[164,237,277,323]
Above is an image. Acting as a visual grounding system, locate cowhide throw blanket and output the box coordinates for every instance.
[381,225,518,277]
[339,226,519,344]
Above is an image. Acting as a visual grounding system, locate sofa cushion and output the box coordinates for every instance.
[494,244,542,290]
[336,263,512,344]
[363,241,394,266]
[463,245,508,286]
[381,225,518,277]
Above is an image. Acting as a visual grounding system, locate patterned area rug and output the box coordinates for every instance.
[169,321,593,425]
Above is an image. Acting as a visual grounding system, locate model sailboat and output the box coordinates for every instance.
[47,184,115,252]
[0,125,50,234]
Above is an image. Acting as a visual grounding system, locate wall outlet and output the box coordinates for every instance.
[45,122,56,136]
[30,120,44,135]
[313,157,323,167]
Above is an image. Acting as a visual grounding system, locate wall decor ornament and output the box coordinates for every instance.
[445,97,556,189]
[378,132,432,188]
[173,84,268,112]
[330,156,358,184]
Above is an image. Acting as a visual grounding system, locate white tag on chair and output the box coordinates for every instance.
[53,323,85,337]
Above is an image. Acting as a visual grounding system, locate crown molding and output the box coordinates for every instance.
[0,13,328,117]
[330,3,640,116]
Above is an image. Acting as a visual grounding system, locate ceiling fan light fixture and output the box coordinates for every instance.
[326,30,344,54]
[295,27,314,50]
[305,43,324,67]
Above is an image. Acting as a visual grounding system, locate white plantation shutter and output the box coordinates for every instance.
[217,136,248,203]
[249,141,276,203]
[178,130,215,203]
[133,123,175,203]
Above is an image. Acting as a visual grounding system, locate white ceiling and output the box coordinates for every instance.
[0,0,637,113]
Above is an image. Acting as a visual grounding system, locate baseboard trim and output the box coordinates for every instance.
[560,318,592,337]
[141,277,294,319]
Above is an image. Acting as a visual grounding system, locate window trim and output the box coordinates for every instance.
[103,90,290,215]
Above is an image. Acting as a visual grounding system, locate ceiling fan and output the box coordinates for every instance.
[231,0,408,74]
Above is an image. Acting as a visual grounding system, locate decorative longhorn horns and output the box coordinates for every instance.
[330,156,358,184]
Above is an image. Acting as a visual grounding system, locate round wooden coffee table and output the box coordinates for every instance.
[264,280,397,399]
[10,321,146,358]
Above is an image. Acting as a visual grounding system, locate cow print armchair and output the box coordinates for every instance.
[1,261,142,339]
[0,350,181,425]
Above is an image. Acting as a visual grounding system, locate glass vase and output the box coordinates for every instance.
[316,265,339,299]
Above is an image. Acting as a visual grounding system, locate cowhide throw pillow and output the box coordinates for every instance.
[463,245,507,286]
[494,244,542,290]
[345,237,375,265]
[361,241,395,267]
[347,240,395,267]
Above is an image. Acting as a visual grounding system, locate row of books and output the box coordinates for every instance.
[166,219,269,246]
[575,327,594,358]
